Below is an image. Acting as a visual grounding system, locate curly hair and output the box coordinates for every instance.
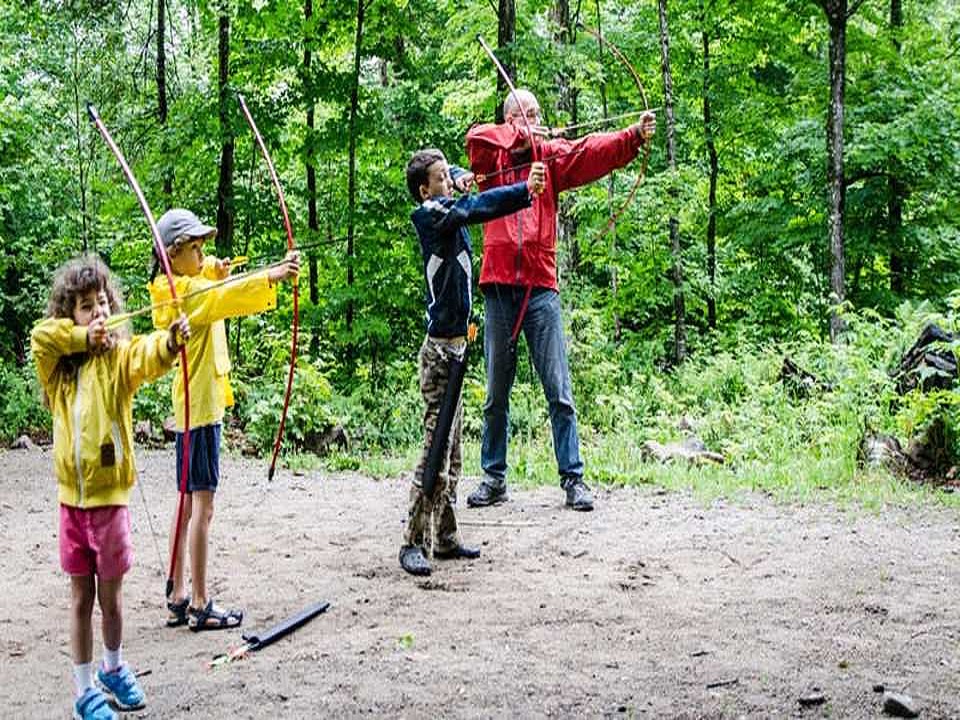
[43,255,127,385]
[46,254,125,321]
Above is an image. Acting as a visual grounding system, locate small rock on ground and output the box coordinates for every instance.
[883,691,920,718]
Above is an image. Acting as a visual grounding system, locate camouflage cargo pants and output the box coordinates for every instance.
[403,335,465,555]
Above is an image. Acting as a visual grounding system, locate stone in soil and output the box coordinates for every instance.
[883,691,920,718]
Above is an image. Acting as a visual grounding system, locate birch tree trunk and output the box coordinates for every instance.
[305,0,320,356]
[888,0,906,293]
[157,0,173,201]
[827,8,845,341]
[658,0,686,363]
[813,0,850,341]
[700,0,718,330]
[346,0,365,336]
[553,0,580,282]
[71,23,90,252]
[593,0,618,338]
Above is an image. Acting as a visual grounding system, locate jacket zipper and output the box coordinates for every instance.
[73,367,84,506]
[515,207,523,285]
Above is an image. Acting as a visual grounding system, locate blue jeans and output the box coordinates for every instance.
[481,286,584,486]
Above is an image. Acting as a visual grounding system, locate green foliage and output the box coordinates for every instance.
[234,360,339,454]
[132,373,173,429]
[0,358,50,443]
[0,0,958,509]
[335,357,423,450]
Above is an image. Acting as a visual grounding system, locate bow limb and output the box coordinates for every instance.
[476,36,541,167]
[576,22,652,237]
[87,103,191,600]
[237,94,299,482]
[476,35,541,344]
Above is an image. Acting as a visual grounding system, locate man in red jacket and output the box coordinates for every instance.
[462,88,655,511]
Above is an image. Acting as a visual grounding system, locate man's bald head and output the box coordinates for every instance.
[503,89,541,123]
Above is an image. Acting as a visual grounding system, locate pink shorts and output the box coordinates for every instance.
[59,505,133,580]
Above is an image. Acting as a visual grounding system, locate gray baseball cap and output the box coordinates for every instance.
[156,208,217,247]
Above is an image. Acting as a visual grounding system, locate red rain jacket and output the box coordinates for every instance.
[466,122,644,291]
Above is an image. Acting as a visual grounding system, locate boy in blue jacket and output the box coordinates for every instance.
[399,148,544,576]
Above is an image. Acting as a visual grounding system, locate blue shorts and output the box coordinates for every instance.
[175,424,221,493]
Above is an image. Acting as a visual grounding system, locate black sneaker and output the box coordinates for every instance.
[466,480,508,507]
[399,545,431,576]
[563,478,594,511]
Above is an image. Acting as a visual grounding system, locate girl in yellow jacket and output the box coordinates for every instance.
[148,208,299,631]
[31,255,189,720]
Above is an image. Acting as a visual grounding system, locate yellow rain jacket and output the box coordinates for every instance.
[31,319,177,508]
[148,257,277,430]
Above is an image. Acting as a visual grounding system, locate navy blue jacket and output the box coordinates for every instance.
[412,181,531,338]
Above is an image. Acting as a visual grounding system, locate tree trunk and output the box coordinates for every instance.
[593,0,619,338]
[71,24,89,252]
[305,0,320,356]
[233,150,259,366]
[700,0,718,330]
[553,0,580,284]
[495,0,516,124]
[346,0,365,337]
[659,0,685,363]
[157,0,173,201]
[888,0,905,293]
[888,176,905,292]
[215,8,234,259]
[820,0,847,342]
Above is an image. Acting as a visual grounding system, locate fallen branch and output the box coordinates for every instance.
[706,678,739,689]
[641,437,724,465]
[459,520,542,528]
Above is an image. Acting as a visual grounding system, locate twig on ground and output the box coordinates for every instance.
[706,678,739,689]
[459,520,542,528]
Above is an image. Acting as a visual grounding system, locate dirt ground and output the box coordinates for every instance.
[1,447,959,719]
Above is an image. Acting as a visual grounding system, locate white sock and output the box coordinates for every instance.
[73,662,94,697]
[102,645,122,672]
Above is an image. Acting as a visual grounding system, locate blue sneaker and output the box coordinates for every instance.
[73,687,117,720]
[96,664,146,711]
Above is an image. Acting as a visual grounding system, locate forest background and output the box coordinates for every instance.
[2,0,959,504]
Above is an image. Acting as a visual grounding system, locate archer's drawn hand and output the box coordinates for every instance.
[86,317,115,354]
[631,111,657,144]
[453,172,475,193]
[211,257,231,280]
[268,251,300,284]
[167,314,191,353]
[514,123,550,151]
[526,162,546,195]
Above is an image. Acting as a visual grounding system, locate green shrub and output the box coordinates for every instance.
[0,359,50,442]
[133,372,173,428]
[234,360,340,454]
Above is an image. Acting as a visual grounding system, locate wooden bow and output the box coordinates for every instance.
[87,103,191,600]
[237,94,299,482]
[577,22,653,238]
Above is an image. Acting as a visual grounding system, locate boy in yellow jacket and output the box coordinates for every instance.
[148,208,299,631]
[32,255,189,720]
